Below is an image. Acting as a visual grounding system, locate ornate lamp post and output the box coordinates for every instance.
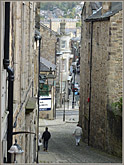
[34,33,41,163]
[8,139,24,163]
[72,63,76,109]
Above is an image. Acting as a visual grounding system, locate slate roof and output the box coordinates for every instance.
[40,22,59,36]
[85,2,122,22]
[90,2,102,10]
[40,57,56,72]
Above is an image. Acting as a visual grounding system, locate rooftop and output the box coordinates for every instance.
[85,2,122,22]
[40,57,56,72]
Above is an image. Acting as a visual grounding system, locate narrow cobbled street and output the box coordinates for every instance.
[38,114,122,164]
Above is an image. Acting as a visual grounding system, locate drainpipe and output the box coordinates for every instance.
[88,21,93,146]
[3,2,14,163]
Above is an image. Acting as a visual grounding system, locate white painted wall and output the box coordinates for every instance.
[59,34,72,101]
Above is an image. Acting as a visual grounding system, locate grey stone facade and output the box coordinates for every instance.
[1,2,38,163]
[80,2,122,157]
[40,23,59,64]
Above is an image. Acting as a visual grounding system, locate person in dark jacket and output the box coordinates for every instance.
[42,127,51,151]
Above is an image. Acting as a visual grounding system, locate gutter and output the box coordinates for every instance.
[85,17,109,22]
[3,2,14,163]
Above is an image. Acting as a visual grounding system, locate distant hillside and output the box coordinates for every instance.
[40,2,82,19]
[40,2,80,11]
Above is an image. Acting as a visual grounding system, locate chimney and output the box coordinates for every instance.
[102,2,111,15]
[60,20,66,34]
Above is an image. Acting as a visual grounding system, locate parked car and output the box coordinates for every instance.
[72,82,80,92]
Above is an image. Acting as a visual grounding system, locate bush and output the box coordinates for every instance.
[111,97,122,116]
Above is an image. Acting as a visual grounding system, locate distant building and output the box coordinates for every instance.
[58,21,73,103]
[39,57,56,120]
[41,18,80,37]
[80,2,122,157]
[39,22,59,64]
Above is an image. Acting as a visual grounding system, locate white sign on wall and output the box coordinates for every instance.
[39,95,51,111]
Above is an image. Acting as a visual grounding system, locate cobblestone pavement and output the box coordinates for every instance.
[38,120,122,164]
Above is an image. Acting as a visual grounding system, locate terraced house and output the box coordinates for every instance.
[1,1,39,163]
[79,2,122,157]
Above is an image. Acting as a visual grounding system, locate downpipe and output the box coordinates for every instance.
[3,2,14,163]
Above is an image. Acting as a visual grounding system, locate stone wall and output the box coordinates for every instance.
[108,10,123,103]
[80,3,122,157]
[9,2,37,163]
[106,10,122,157]
[40,24,58,64]
[43,19,77,33]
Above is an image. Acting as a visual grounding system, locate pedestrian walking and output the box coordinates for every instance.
[73,124,82,146]
[42,127,51,151]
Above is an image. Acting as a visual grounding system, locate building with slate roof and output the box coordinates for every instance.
[39,22,59,65]
[40,57,56,72]
[80,2,122,158]
[39,57,56,120]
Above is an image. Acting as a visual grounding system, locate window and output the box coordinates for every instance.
[61,40,66,49]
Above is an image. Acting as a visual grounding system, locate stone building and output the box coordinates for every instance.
[1,2,39,163]
[40,22,59,64]
[80,2,122,157]
[59,21,73,104]
[41,18,80,37]
[37,23,59,118]
[39,57,56,120]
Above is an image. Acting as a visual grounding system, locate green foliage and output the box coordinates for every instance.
[112,97,122,111]
[111,97,122,116]
[40,2,80,19]
[40,2,79,11]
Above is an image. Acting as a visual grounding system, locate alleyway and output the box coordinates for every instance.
[38,111,121,164]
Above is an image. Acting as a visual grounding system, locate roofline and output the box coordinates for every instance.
[40,22,59,36]
[85,17,109,22]
[84,2,122,22]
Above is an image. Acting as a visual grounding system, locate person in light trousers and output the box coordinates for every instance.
[73,123,82,146]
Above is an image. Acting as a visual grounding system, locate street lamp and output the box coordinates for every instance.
[39,75,47,90]
[34,33,41,164]
[46,67,55,85]
[46,68,56,118]
[55,51,62,112]
[8,139,24,163]
[72,48,77,109]
[63,90,66,121]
